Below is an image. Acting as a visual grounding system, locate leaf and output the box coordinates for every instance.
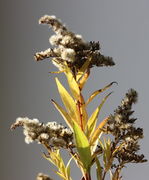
[55,77,80,125]
[73,120,92,171]
[86,82,117,106]
[56,171,67,180]
[64,65,80,100]
[90,117,110,145]
[43,150,72,180]
[49,70,65,74]
[86,93,112,138]
[70,152,84,169]
[51,99,73,130]
[96,158,102,180]
[78,69,90,90]
[112,142,125,156]
[66,157,73,180]
[76,57,91,81]
[101,138,113,171]
[109,170,113,180]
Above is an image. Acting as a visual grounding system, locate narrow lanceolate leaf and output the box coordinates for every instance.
[55,77,80,125]
[44,150,71,180]
[73,120,92,171]
[64,65,80,100]
[78,69,90,90]
[49,70,65,74]
[90,117,110,145]
[66,157,73,180]
[55,171,67,180]
[86,93,112,138]
[51,99,73,130]
[70,151,84,170]
[102,138,113,171]
[96,158,102,180]
[76,57,91,81]
[86,82,117,106]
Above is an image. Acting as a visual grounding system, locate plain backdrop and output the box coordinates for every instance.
[0,0,149,180]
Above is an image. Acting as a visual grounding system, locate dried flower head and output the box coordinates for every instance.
[104,89,147,167]
[34,15,115,71]
[11,117,74,148]
[36,173,53,180]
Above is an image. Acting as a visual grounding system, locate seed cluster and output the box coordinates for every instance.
[34,15,115,71]
[11,117,73,149]
[104,89,147,165]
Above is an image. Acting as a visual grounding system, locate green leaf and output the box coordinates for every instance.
[73,120,92,171]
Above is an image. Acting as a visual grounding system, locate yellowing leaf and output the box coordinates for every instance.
[102,138,113,171]
[90,117,110,145]
[51,99,73,130]
[43,150,71,180]
[64,65,80,100]
[87,93,112,138]
[49,70,65,74]
[76,57,91,81]
[96,158,102,180]
[78,69,90,90]
[86,82,117,106]
[55,172,67,180]
[55,77,80,125]
[66,157,73,180]
[70,152,84,169]
[73,120,92,171]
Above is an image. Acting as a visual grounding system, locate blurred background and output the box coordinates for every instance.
[0,0,149,179]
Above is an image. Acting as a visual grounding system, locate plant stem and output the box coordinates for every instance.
[77,99,83,130]
[85,172,91,180]
[81,171,91,180]
[101,170,106,180]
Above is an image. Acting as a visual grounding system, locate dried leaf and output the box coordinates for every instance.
[86,82,117,106]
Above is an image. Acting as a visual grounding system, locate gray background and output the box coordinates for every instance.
[0,0,149,179]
